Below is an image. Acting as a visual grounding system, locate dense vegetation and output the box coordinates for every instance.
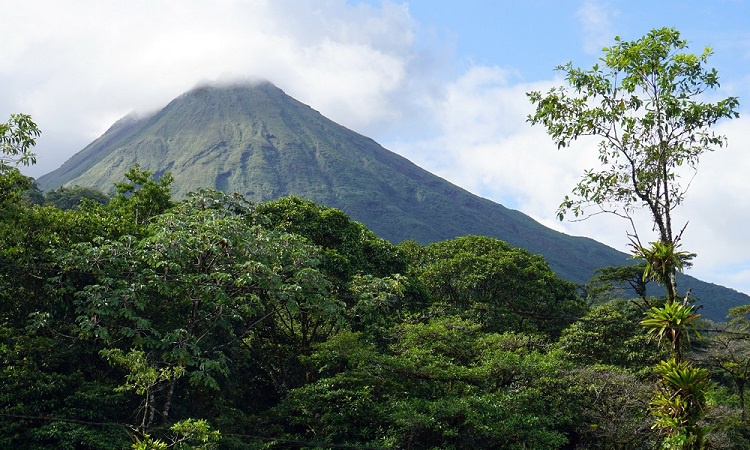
[2,159,750,449]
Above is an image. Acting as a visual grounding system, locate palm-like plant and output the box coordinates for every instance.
[641,300,701,361]
[651,358,710,449]
[636,240,707,449]
[631,239,695,303]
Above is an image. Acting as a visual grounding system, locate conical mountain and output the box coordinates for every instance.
[37,81,748,321]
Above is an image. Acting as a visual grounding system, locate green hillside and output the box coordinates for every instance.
[37,82,748,321]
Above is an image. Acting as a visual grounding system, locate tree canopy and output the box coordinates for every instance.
[0,113,40,171]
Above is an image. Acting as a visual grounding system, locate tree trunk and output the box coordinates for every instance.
[162,375,177,424]
[739,380,746,423]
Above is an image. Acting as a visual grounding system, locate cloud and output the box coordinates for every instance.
[575,0,618,54]
[672,116,750,290]
[389,66,595,222]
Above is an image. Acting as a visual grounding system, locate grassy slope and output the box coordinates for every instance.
[37,82,747,321]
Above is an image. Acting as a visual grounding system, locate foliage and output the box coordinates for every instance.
[557,300,662,370]
[45,185,110,210]
[101,348,187,433]
[529,27,737,448]
[705,336,750,422]
[268,319,571,449]
[254,196,407,279]
[0,326,132,449]
[703,308,750,422]
[528,26,738,227]
[728,304,750,334]
[0,168,30,204]
[564,365,657,449]
[641,300,701,361]
[132,419,220,450]
[586,263,651,304]
[253,196,412,344]
[0,181,143,449]
[633,241,694,286]
[632,240,696,303]
[108,164,175,226]
[5,111,750,448]
[651,358,711,449]
[410,235,586,337]
[0,113,40,171]
[62,196,341,426]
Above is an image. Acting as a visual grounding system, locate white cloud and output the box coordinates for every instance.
[390,67,596,224]
[672,116,750,291]
[575,0,618,54]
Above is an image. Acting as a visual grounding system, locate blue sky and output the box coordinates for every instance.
[1,0,749,297]
[402,1,750,83]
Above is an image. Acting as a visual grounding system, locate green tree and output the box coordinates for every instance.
[556,300,661,370]
[0,168,35,203]
[270,318,572,449]
[60,192,352,431]
[641,299,701,362]
[585,263,651,306]
[651,358,711,449]
[254,196,410,343]
[564,365,657,449]
[21,176,45,205]
[410,235,585,337]
[254,196,407,281]
[68,204,304,414]
[709,305,750,422]
[131,419,220,450]
[0,186,408,447]
[107,164,174,227]
[100,348,187,434]
[699,329,750,423]
[45,185,110,210]
[0,192,133,448]
[1,113,40,171]
[528,27,738,448]
[527,27,738,303]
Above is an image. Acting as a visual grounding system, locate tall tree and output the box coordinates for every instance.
[527,27,738,303]
[0,116,135,449]
[63,194,337,432]
[528,28,738,449]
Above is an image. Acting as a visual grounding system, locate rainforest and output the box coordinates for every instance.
[1,162,749,449]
